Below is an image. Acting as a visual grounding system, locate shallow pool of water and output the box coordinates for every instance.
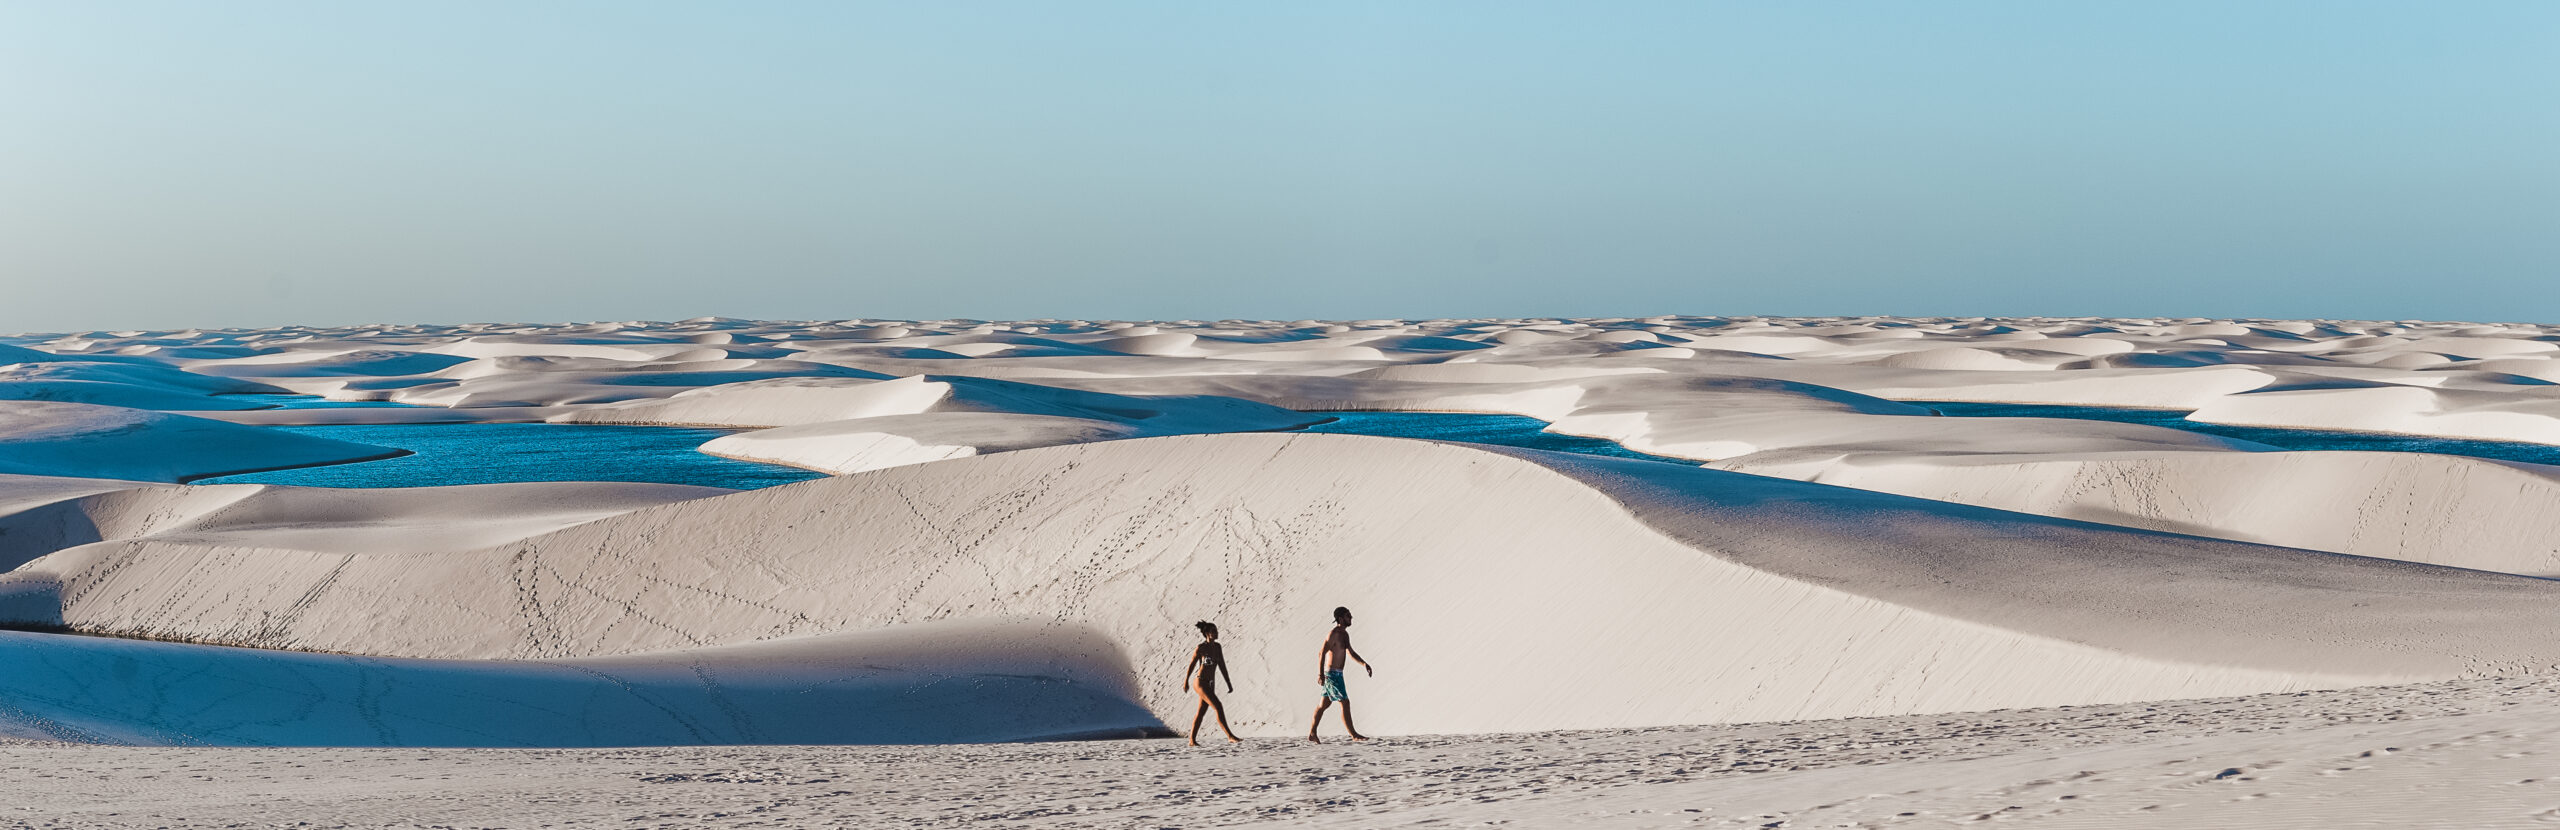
[1917,401,2560,466]
[217,393,417,410]
[202,408,1695,490]
[198,419,828,490]
[199,393,2560,492]
[1294,412,1697,465]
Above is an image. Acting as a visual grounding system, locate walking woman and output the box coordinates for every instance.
[1181,621,1242,745]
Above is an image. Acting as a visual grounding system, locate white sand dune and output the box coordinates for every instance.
[1701,361,2296,409]
[1,478,726,565]
[591,318,2554,572]
[0,401,399,483]
[2188,383,2560,444]
[20,318,2560,561]
[0,619,1155,746]
[10,433,2560,741]
[1720,448,2560,575]
[0,378,265,411]
[0,476,725,579]
[6,315,2560,769]
[167,338,885,404]
[178,347,476,379]
[551,375,973,427]
[0,360,285,410]
[0,474,154,570]
[420,336,731,362]
[559,373,1323,473]
[364,356,891,408]
[179,404,571,426]
[696,411,1143,474]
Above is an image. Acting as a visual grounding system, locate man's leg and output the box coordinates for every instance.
[1308,699,1331,742]
[1338,698,1369,741]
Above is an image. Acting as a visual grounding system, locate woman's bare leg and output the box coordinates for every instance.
[1190,700,1209,746]
[1207,693,1241,742]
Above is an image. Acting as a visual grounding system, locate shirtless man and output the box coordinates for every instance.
[1308,606,1373,743]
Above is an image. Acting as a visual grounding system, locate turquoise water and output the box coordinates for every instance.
[1918,401,2560,466]
[194,393,2560,491]
[198,423,829,489]
[1300,406,2560,469]
[198,395,829,490]
[200,400,1698,491]
[220,393,416,410]
[1295,411,1696,465]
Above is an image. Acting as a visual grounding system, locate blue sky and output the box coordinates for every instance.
[3,1,2554,331]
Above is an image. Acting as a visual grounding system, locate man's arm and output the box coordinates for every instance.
[1344,631,1373,676]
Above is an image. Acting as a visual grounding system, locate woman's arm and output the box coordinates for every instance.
[1182,644,1202,690]
[1218,654,1235,693]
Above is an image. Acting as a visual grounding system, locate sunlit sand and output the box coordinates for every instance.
[7,316,2560,826]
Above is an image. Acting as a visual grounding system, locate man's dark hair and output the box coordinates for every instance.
[1333,606,1351,622]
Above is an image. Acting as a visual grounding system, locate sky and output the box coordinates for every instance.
[2,1,2555,332]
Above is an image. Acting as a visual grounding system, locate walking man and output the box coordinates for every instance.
[1308,606,1373,742]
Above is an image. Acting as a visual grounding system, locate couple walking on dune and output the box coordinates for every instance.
[1181,607,1374,746]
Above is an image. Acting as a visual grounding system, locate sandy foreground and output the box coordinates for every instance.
[4,676,2554,829]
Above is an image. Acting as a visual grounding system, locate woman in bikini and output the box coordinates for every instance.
[1181,620,1243,745]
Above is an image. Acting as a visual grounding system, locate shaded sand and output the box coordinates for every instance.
[1720,448,2560,575]
[0,401,399,482]
[0,620,1155,746]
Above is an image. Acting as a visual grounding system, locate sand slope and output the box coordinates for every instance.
[0,478,731,570]
[11,433,2560,739]
[556,374,1323,473]
[0,620,1156,746]
[1720,449,2560,575]
[2189,384,2560,444]
[0,401,399,483]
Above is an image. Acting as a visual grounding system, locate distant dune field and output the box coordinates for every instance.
[3,316,2559,754]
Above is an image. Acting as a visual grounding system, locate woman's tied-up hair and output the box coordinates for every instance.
[1196,620,1218,637]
